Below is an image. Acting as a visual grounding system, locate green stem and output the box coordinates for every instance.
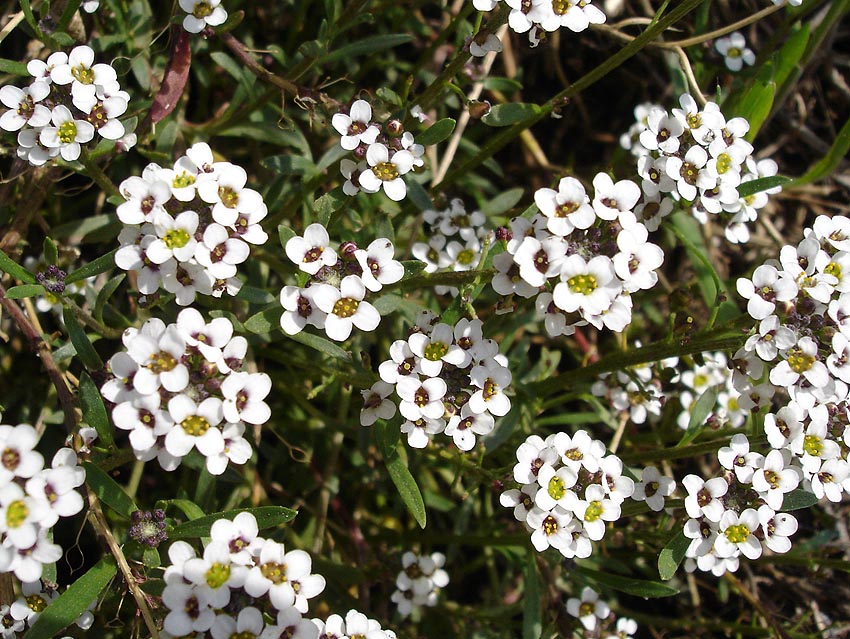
[79,149,120,198]
[437,0,707,188]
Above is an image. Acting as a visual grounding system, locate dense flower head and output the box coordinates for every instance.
[367,314,510,451]
[390,551,449,616]
[501,430,633,559]
[280,225,402,341]
[0,429,85,582]
[412,198,493,297]
[493,172,663,333]
[115,142,269,305]
[623,93,780,243]
[1,45,129,165]
[102,309,267,475]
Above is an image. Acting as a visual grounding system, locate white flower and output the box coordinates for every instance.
[566,587,610,631]
[183,541,247,608]
[533,463,578,511]
[211,607,265,639]
[469,359,512,416]
[470,33,503,57]
[221,372,272,424]
[640,107,684,154]
[0,483,49,549]
[310,276,381,341]
[0,424,44,483]
[401,417,445,448]
[445,403,495,451]
[715,508,762,560]
[682,474,728,521]
[574,484,620,541]
[632,466,675,512]
[758,506,798,554]
[195,224,250,279]
[244,541,325,612]
[553,254,619,317]
[146,210,200,264]
[197,163,264,226]
[50,45,118,103]
[0,83,51,131]
[280,285,327,335]
[332,100,380,150]
[664,145,716,201]
[39,105,94,161]
[397,376,447,422]
[358,143,415,202]
[592,172,640,222]
[355,238,404,291]
[164,395,226,460]
[715,32,755,72]
[162,582,215,636]
[534,176,595,235]
[717,434,763,484]
[527,505,573,552]
[285,223,338,275]
[408,322,467,377]
[360,381,397,426]
[179,0,228,33]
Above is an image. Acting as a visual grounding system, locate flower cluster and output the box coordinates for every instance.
[623,94,781,243]
[591,359,668,426]
[566,587,637,638]
[682,433,800,576]
[500,431,634,558]
[115,142,269,305]
[412,198,493,296]
[179,0,228,33]
[0,426,85,582]
[362,313,512,451]
[2,579,94,635]
[333,99,423,202]
[1,45,129,165]
[161,512,324,638]
[390,551,449,617]
[472,0,606,48]
[102,309,270,475]
[733,215,850,502]
[129,508,169,548]
[160,512,397,639]
[281,224,403,341]
[493,173,663,333]
[675,351,748,430]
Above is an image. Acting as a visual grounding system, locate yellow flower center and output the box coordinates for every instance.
[260,561,287,584]
[567,274,597,295]
[803,434,823,457]
[332,297,359,318]
[218,186,239,208]
[583,500,603,522]
[424,342,449,361]
[786,349,814,374]
[147,351,178,373]
[6,500,28,528]
[206,563,231,589]
[456,249,475,265]
[58,121,77,144]
[163,228,191,249]
[26,594,48,612]
[724,523,750,544]
[181,415,211,436]
[373,162,399,181]
[71,65,94,84]
[716,153,732,174]
[547,475,566,500]
[551,0,574,14]
[192,1,213,18]
[173,172,196,189]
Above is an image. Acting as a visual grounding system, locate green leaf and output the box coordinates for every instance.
[65,249,118,285]
[79,373,114,447]
[385,454,426,528]
[143,547,161,569]
[482,103,542,127]
[57,0,82,37]
[0,249,37,284]
[523,553,542,639]
[774,23,810,90]
[3,284,45,299]
[577,566,679,598]
[416,118,456,146]
[374,421,400,460]
[262,155,316,176]
[313,188,347,226]
[792,115,850,186]
[278,224,297,250]
[235,285,274,305]
[401,260,426,278]
[733,62,775,141]
[244,307,283,334]
[286,330,352,361]
[736,175,791,198]
[164,498,206,521]
[406,179,433,212]
[483,76,523,92]
[23,556,117,639]
[319,33,412,64]
[782,488,818,511]
[676,387,717,447]
[50,31,75,46]
[94,274,126,324]
[658,529,690,580]
[83,462,137,517]
[169,506,298,539]
[43,237,58,265]
[0,58,30,75]
[481,187,525,216]
[63,308,103,370]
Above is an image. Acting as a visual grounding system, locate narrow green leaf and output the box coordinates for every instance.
[483,76,523,92]
[3,284,45,299]
[169,506,298,539]
[0,58,30,75]
[374,421,400,460]
[43,237,58,265]
[792,116,850,186]
[774,23,810,90]
[164,498,207,521]
[319,34,412,64]
[50,32,75,46]
[577,566,679,598]
[676,387,717,447]
[79,373,114,447]
[244,307,283,334]
[286,330,352,361]
[523,553,542,639]
[83,463,137,517]
[736,175,791,198]
[416,118,456,146]
[658,528,690,580]
[24,556,117,639]
[385,454,427,528]
[278,224,297,249]
[0,249,37,284]
[262,155,316,176]
[401,260,426,278]
[94,274,126,324]
[481,187,525,216]
[732,63,775,141]
[406,179,433,212]
[482,103,542,127]
[63,308,103,370]
[57,0,82,33]
[235,285,274,305]
[65,249,118,285]
[782,488,818,511]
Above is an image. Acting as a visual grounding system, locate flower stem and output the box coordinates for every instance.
[79,148,120,198]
